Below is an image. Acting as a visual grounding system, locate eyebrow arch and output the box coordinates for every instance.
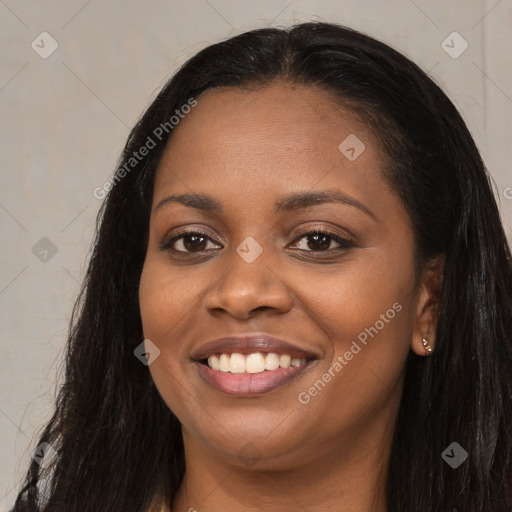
[155,193,222,213]
[274,190,376,220]
[155,190,376,220]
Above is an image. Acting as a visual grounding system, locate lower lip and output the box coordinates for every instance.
[194,361,314,396]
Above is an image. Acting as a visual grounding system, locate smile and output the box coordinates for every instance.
[191,334,319,396]
[206,352,308,373]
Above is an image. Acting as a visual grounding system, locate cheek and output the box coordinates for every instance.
[139,255,201,342]
[295,247,416,350]
[138,255,213,417]
[139,263,173,341]
[295,249,416,417]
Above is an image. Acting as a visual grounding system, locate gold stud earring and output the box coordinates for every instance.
[422,337,433,355]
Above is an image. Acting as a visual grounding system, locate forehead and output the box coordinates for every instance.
[161,82,374,158]
[153,81,390,210]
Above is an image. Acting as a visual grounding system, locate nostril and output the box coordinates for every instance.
[249,306,273,314]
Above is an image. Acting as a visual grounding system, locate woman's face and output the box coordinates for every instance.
[139,82,435,470]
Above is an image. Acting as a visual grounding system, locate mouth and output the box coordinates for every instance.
[202,352,311,373]
[191,335,319,396]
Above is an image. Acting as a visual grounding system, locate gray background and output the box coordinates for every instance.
[1,0,511,509]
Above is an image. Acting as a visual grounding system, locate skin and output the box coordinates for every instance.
[138,81,442,512]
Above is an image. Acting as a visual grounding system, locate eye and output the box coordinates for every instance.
[290,230,355,252]
[160,228,355,255]
[160,231,222,253]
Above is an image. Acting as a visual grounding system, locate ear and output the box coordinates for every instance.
[411,255,444,356]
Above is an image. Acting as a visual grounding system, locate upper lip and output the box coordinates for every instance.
[190,334,320,361]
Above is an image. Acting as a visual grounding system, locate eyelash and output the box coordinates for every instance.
[159,227,356,255]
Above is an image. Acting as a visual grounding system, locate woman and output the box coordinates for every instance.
[12,22,512,511]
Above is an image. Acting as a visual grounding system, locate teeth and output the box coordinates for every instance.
[246,353,266,373]
[279,354,291,368]
[219,354,230,372]
[264,353,280,370]
[206,352,307,373]
[229,353,246,373]
[208,355,220,371]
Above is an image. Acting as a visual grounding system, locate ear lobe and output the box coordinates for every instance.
[411,255,444,356]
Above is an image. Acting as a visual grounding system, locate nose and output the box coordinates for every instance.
[203,247,293,320]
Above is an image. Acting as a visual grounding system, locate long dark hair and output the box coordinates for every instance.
[13,22,512,512]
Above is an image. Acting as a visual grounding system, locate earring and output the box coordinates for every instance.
[422,337,433,355]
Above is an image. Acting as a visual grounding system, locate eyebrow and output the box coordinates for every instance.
[155,190,376,220]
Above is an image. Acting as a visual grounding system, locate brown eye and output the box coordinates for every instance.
[305,233,331,251]
[291,231,354,252]
[162,232,222,253]
[181,234,208,252]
